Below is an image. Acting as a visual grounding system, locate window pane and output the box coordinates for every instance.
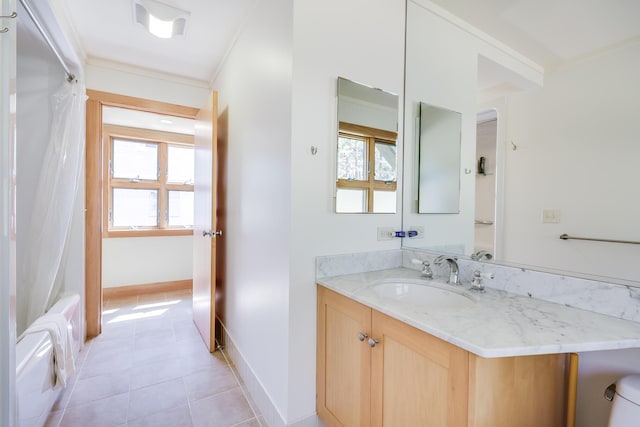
[168,145,194,184]
[337,136,367,181]
[112,188,158,227]
[373,190,396,213]
[374,141,397,182]
[336,188,367,213]
[113,139,158,180]
[168,191,194,227]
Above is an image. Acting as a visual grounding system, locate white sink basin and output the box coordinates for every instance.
[366,280,476,310]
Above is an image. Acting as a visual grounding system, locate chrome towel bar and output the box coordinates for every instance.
[559,233,640,245]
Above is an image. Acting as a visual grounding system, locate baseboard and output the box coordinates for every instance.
[220,324,322,427]
[102,279,192,299]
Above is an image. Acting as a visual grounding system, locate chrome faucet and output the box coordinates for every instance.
[434,255,460,285]
[471,250,493,261]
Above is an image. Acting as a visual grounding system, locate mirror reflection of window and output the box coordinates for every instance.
[335,77,399,213]
[336,123,397,213]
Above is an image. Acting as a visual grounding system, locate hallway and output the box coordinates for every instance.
[45,289,263,427]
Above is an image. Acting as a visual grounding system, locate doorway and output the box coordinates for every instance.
[85,91,199,337]
[474,110,498,257]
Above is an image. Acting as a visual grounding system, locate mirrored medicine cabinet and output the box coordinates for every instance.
[417,102,462,214]
[334,77,399,214]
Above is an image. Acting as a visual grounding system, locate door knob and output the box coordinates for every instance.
[202,229,223,238]
[357,332,368,342]
[368,338,379,348]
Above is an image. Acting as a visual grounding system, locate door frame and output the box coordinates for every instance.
[84,90,199,338]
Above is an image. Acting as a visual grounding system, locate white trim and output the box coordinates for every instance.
[409,0,544,74]
[221,324,322,427]
[87,57,210,89]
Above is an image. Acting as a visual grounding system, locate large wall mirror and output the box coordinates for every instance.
[335,77,399,214]
[402,0,640,287]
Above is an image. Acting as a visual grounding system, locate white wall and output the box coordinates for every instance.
[502,41,640,284]
[211,0,293,420]
[102,236,193,287]
[212,0,405,423]
[86,61,209,108]
[577,349,640,427]
[86,63,209,289]
[289,0,405,421]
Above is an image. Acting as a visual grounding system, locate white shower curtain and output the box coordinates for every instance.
[21,78,85,329]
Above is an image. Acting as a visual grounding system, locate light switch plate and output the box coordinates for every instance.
[542,209,561,224]
[377,227,395,241]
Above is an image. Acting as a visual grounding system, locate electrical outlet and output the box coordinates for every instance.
[407,226,424,239]
[377,227,396,241]
[542,209,561,224]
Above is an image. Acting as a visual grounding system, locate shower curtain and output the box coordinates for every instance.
[20,78,85,331]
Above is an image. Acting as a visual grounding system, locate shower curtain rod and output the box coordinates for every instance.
[18,0,75,82]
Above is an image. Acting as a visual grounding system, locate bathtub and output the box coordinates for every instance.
[16,294,82,427]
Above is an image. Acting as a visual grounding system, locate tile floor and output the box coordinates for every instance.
[45,289,264,427]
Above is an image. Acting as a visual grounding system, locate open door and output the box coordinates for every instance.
[193,91,219,352]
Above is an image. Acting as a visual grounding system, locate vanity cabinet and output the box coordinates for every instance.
[317,286,572,427]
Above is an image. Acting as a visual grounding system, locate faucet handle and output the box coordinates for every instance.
[411,258,433,279]
[470,270,494,291]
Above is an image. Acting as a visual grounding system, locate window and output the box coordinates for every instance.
[336,122,397,213]
[104,125,194,237]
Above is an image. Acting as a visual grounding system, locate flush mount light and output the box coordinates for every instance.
[133,0,190,39]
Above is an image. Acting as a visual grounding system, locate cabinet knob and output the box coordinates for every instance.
[368,338,379,348]
[357,332,368,342]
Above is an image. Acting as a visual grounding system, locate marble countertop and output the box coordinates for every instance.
[317,268,640,358]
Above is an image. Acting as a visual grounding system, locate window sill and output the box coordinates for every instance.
[104,229,194,238]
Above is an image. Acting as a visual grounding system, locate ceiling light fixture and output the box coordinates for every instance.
[133,0,189,39]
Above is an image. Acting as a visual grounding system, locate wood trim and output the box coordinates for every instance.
[105,229,193,238]
[85,98,103,338]
[85,90,200,341]
[158,142,168,229]
[103,124,194,145]
[103,279,192,299]
[339,121,398,141]
[102,124,195,238]
[86,89,199,118]
[566,353,579,427]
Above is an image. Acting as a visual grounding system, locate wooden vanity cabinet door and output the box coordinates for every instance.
[468,353,569,427]
[317,287,372,427]
[370,311,469,427]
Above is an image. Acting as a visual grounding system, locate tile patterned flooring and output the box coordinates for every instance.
[45,289,264,427]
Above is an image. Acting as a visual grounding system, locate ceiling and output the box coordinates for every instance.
[59,0,640,85]
[428,0,640,68]
[60,0,255,83]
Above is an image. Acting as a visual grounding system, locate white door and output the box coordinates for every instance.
[193,91,218,352]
